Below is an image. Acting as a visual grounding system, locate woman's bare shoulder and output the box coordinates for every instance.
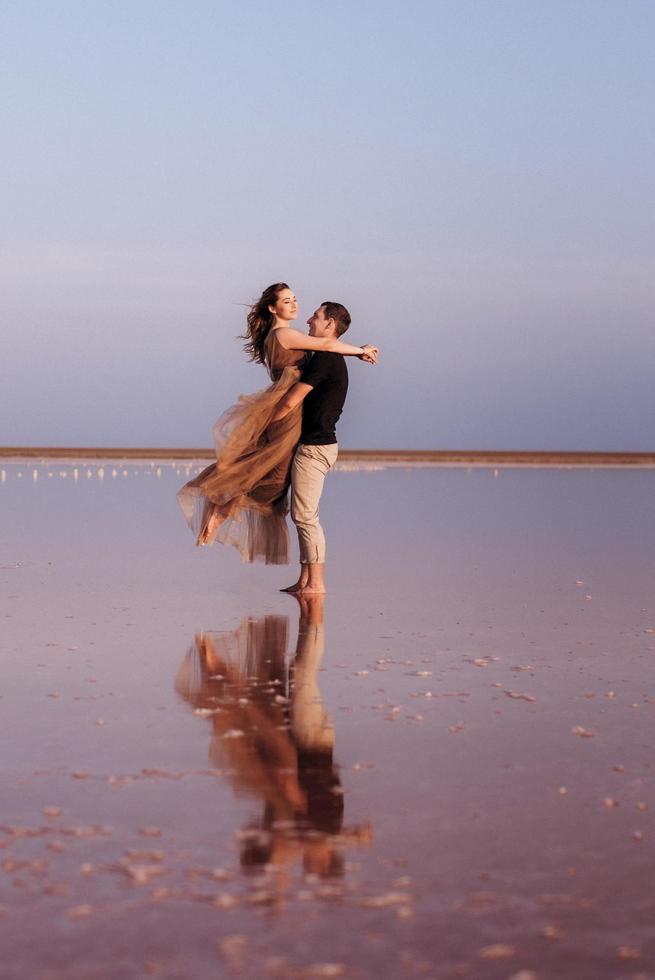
[271,327,301,349]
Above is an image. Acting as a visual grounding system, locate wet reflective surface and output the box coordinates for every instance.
[1,461,655,979]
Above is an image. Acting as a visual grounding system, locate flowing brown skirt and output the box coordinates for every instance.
[177,365,302,564]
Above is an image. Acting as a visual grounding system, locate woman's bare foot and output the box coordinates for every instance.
[196,512,220,547]
[297,585,326,595]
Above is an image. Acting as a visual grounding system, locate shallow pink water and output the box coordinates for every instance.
[1,460,654,979]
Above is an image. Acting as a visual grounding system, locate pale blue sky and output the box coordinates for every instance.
[2,0,653,449]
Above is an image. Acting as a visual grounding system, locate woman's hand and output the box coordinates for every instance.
[359,344,379,364]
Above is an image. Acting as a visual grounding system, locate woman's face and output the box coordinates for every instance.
[270,288,298,322]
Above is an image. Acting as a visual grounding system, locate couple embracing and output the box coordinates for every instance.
[177,283,378,594]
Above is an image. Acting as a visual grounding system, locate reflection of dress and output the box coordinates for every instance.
[174,617,298,811]
[177,332,309,564]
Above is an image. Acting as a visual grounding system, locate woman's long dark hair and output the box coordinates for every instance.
[242,282,290,364]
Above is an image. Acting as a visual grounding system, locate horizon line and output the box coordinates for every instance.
[2,447,654,468]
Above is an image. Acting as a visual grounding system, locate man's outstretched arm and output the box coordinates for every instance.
[270,382,314,423]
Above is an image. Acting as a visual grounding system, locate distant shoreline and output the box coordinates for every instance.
[2,447,654,468]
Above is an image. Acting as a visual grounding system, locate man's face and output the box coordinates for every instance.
[307,306,333,338]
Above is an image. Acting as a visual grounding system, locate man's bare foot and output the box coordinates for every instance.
[281,566,308,593]
[292,562,326,595]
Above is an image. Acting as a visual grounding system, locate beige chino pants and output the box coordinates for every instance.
[290,443,339,564]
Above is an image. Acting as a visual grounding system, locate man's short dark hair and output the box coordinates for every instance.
[321,302,351,337]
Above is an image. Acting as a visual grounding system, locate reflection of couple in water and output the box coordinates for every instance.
[177,283,379,594]
[175,596,372,880]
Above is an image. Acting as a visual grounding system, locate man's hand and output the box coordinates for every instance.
[359,344,379,364]
[270,381,314,423]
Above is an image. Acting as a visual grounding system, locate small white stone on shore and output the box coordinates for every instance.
[213,893,237,908]
[571,725,594,738]
[361,891,411,908]
[67,904,93,919]
[479,943,515,959]
[617,945,641,959]
[122,863,163,885]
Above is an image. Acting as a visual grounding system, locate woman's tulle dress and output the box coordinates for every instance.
[176,331,309,564]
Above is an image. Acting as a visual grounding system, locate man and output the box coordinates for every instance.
[271,302,377,594]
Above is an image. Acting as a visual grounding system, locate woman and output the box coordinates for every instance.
[177,283,378,564]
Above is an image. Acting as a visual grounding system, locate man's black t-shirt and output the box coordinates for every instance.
[299,352,349,445]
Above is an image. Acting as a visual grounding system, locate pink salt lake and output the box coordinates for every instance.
[1,458,654,979]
